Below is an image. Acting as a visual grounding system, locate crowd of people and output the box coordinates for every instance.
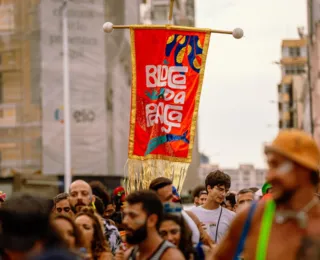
[0,129,320,259]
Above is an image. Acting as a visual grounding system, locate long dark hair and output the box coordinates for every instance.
[160,213,195,259]
[51,214,84,249]
[75,207,110,259]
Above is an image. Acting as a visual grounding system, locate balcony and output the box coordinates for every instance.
[0,103,18,127]
[151,0,172,5]
[0,159,41,168]
[0,103,41,128]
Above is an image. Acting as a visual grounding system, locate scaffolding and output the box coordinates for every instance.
[0,0,42,176]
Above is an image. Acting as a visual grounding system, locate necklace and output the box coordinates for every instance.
[275,197,319,228]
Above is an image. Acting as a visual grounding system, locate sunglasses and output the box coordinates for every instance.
[56,207,71,213]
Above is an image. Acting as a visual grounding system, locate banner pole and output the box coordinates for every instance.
[103,23,244,39]
[168,0,175,24]
[62,0,72,192]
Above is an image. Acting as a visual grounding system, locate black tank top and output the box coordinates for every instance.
[128,240,174,260]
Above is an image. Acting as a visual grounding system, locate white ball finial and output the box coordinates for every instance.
[232,28,244,39]
[103,22,114,33]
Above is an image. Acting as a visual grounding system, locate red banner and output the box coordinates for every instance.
[129,26,211,163]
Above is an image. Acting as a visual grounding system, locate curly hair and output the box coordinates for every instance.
[75,207,110,258]
[205,170,231,190]
[89,181,111,207]
[51,214,84,249]
[160,213,195,259]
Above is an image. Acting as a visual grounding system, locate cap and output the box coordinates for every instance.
[262,182,272,195]
[113,186,126,202]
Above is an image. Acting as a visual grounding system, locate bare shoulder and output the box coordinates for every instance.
[123,247,134,260]
[308,204,320,235]
[98,251,113,260]
[312,204,320,217]
[161,247,185,260]
[201,244,213,257]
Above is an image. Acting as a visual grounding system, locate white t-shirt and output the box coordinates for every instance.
[181,210,200,244]
[190,206,235,243]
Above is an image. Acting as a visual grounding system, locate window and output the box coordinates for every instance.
[297,66,305,73]
[284,65,305,75]
[151,5,168,21]
[283,84,291,92]
[279,120,283,129]
[289,47,301,57]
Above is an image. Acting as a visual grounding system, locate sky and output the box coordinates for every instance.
[195,0,307,168]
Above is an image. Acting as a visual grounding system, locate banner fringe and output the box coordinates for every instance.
[124,159,189,194]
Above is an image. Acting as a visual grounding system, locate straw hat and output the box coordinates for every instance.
[265,129,320,172]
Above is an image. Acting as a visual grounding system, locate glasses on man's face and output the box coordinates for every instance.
[159,228,181,238]
[214,186,228,194]
[56,207,71,213]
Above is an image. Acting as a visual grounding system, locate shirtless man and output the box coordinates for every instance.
[213,129,320,260]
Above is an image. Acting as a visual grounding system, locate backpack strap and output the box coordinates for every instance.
[233,201,258,260]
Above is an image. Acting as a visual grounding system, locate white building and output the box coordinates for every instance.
[141,0,195,26]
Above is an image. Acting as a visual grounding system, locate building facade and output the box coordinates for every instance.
[305,0,320,147]
[0,0,199,192]
[141,0,195,26]
[199,163,266,192]
[0,1,42,176]
[0,0,141,177]
[276,37,308,130]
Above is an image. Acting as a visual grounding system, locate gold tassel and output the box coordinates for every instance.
[124,159,189,194]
